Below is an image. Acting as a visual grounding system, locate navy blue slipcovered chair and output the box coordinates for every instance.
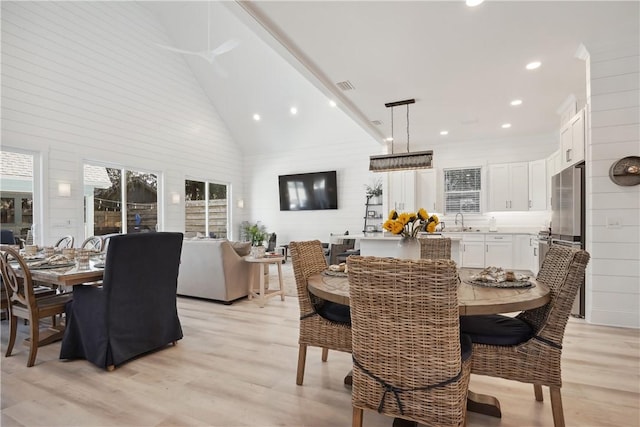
[60,232,184,370]
[1,229,16,245]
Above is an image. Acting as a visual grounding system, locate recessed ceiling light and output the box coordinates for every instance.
[253,114,261,121]
[385,137,394,142]
[501,123,512,129]
[329,100,337,108]
[526,61,541,70]
[440,130,449,136]
[466,0,484,6]
[510,99,523,106]
[290,107,298,115]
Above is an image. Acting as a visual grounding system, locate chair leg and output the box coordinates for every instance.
[321,347,329,362]
[550,386,565,427]
[352,407,363,427]
[5,315,17,357]
[26,318,39,367]
[107,365,115,372]
[534,384,544,401]
[296,344,307,385]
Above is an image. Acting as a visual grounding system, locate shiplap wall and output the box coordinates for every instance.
[1,2,245,244]
[245,132,558,245]
[585,40,640,328]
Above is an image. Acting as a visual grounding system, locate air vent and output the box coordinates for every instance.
[371,120,383,126]
[335,80,355,91]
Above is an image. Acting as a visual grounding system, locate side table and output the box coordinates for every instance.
[244,255,285,307]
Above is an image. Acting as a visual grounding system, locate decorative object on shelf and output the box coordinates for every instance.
[609,156,640,186]
[364,177,383,204]
[369,99,433,172]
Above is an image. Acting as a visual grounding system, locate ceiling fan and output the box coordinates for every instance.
[155,1,239,77]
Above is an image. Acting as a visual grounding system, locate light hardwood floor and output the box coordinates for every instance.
[1,288,639,426]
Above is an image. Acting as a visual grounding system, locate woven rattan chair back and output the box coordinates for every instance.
[519,244,590,348]
[347,256,470,427]
[289,240,352,386]
[0,246,70,367]
[80,236,103,252]
[418,237,452,260]
[54,235,74,249]
[470,244,589,427]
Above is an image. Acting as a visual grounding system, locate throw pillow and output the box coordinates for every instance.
[230,241,251,256]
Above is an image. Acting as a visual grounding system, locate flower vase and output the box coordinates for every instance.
[397,236,420,260]
[250,245,266,258]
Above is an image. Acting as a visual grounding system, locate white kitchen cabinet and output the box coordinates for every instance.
[513,234,534,270]
[388,170,416,212]
[488,162,529,211]
[546,150,561,208]
[560,108,585,169]
[528,159,547,211]
[485,234,513,267]
[416,169,438,213]
[461,234,485,268]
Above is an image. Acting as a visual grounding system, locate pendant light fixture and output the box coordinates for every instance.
[369,98,433,172]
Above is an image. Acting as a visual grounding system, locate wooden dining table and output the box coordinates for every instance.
[13,259,104,288]
[307,267,551,419]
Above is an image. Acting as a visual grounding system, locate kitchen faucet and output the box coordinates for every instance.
[455,212,465,230]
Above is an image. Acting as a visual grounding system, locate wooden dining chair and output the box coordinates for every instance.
[347,256,471,427]
[460,244,590,427]
[54,235,74,249]
[0,246,72,367]
[80,236,103,252]
[289,240,352,386]
[418,236,452,260]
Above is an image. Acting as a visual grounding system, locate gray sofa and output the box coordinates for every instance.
[177,239,265,303]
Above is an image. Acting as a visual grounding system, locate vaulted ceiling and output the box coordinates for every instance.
[144,1,639,155]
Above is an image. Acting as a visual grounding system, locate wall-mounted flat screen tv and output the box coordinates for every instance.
[278,170,338,211]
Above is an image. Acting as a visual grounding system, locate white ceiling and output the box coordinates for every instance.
[144,1,639,155]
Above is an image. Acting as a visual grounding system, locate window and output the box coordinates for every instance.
[185,180,228,238]
[0,150,35,241]
[84,165,158,237]
[444,167,482,214]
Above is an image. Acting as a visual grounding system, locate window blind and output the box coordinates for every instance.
[444,168,481,214]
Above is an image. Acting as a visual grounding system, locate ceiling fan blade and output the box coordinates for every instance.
[155,43,201,56]
[210,39,239,56]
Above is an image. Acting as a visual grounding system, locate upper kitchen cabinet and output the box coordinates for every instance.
[416,169,438,213]
[560,108,585,169]
[528,159,547,211]
[488,162,529,211]
[388,170,416,212]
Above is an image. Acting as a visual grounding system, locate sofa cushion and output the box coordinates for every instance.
[230,241,251,256]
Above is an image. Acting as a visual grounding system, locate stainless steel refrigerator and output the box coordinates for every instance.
[550,163,585,317]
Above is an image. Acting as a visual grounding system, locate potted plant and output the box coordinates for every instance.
[243,222,268,257]
[365,178,383,204]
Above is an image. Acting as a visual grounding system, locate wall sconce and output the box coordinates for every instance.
[57,182,71,197]
[171,192,181,204]
[237,199,244,209]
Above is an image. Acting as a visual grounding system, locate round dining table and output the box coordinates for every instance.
[307,267,551,419]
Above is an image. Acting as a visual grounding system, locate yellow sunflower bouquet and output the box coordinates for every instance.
[383,208,440,237]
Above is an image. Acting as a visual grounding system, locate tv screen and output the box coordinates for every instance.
[278,171,338,211]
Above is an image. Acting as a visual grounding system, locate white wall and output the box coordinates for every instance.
[245,131,558,244]
[585,40,640,328]
[1,2,245,244]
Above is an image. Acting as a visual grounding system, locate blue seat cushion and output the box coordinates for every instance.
[460,314,534,346]
[460,333,473,361]
[317,301,351,325]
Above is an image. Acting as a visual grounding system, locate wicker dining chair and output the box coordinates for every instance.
[0,246,71,367]
[80,235,103,252]
[461,244,590,427]
[289,240,352,386]
[418,237,452,260]
[347,256,471,427]
[54,235,74,249]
